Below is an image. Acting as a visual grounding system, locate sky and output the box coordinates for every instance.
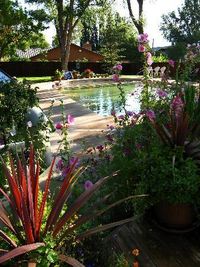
[20,0,185,47]
[113,0,185,47]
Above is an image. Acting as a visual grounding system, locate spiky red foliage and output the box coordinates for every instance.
[0,145,136,265]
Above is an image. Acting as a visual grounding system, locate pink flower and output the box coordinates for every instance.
[67,114,75,125]
[146,52,153,66]
[138,33,149,43]
[126,111,134,116]
[157,89,168,98]
[112,74,120,82]
[27,121,32,128]
[113,64,123,71]
[106,134,114,142]
[168,59,175,68]
[111,110,116,116]
[118,115,125,120]
[171,95,184,117]
[107,124,114,130]
[96,145,104,151]
[138,44,146,52]
[61,157,79,178]
[55,122,63,130]
[146,110,156,121]
[84,180,94,190]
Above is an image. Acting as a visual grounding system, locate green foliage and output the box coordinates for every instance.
[0,0,48,60]
[81,5,139,67]
[0,81,38,145]
[166,43,187,61]
[160,0,200,44]
[152,54,168,63]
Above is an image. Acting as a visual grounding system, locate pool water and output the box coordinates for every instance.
[65,83,141,116]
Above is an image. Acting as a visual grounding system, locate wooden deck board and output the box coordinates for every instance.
[109,217,200,267]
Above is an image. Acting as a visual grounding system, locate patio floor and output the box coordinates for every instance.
[109,216,200,267]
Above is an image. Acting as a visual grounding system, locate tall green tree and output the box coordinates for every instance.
[0,0,48,60]
[80,5,138,66]
[26,0,107,71]
[160,0,200,44]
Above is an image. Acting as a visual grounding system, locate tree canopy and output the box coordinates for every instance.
[0,0,49,60]
[25,0,108,70]
[160,0,200,44]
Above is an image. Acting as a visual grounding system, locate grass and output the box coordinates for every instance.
[17,76,52,83]
[17,75,142,84]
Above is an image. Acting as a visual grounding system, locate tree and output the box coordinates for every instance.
[160,0,200,44]
[26,0,107,71]
[80,5,138,67]
[126,0,144,34]
[0,0,48,60]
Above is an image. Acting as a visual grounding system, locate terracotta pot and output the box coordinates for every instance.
[154,202,196,230]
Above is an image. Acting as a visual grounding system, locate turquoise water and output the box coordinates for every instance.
[65,83,141,116]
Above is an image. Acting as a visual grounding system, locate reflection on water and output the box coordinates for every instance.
[65,83,141,116]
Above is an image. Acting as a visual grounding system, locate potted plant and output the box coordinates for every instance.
[83,69,93,78]
[134,85,200,230]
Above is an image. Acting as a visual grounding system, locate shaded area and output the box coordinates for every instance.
[108,217,200,267]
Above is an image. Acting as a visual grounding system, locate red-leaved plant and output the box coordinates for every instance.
[148,86,200,164]
[0,145,137,266]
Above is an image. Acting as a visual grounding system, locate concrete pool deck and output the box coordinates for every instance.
[34,80,117,160]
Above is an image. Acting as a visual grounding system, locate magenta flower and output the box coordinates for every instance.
[146,110,156,121]
[138,44,146,52]
[138,33,149,43]
[106,134,114,142]
[67,114,75,125]
[109,125,115,130]
[96,145,104,151]
[112,74,120,82]
[126,111,134,117]
[157,89,168,98]
[84,180,94,190]
[171,95,184,117]
[168,59,175,68]
[113,64,123,71]
[118,114,125,120]
[55,122,63,130]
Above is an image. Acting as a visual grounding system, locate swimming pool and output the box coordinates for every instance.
[65,83,142,116]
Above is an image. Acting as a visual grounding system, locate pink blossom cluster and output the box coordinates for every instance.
[56,157,79,178]
[55,114,75,130]
[137,33,154,66]
[171,95,184,118]
[112,64,123,82]
[156,89,168,98]
[138,33,149,53]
